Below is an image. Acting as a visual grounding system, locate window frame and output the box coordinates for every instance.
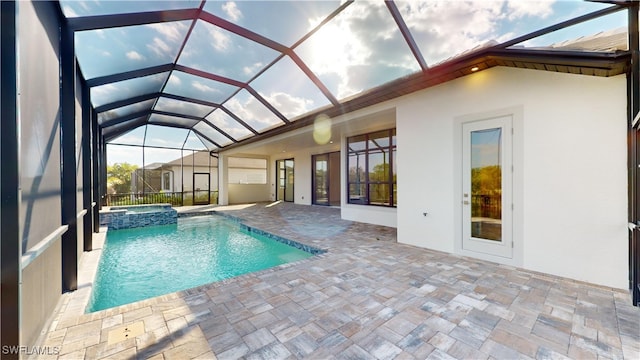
[347,128,396,207]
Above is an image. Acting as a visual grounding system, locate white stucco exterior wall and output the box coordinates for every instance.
[396,66,627,289]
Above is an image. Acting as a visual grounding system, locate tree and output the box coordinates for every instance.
[107,162,138,194]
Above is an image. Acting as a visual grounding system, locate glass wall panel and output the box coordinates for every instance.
[194,133,218,151]
[148,113,199,128]
[349,184,367,204]
[106,144,143,196]
[348,153,366,184]
[395,1,614,66]
[60,0,199,17]
[19,0,63,252]
[154,97,214,118]
[109,126,146,146]
[224,89,284,133]
[102,117,147,140]
[369,130,390,149]
[90,72,168,107]
[193,121,233,147]
[295,1,420,100]
[97,99,155,125]
[347,129,396,207]
[141,147,183,206]
[369,184,390,206]
[203,1,340,47]
[368,152,389,182]
[510,12,627,51]
[183,131,207,150]
[206,109,253,141]
[76,22,190,79]
[177,20,280,82]
[250,55,331,120]
[164,71,239,104]
[348,134,366,152]
[144,124,189,148]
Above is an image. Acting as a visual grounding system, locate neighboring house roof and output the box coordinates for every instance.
[165,151,216,167]
[141,162,164,170]
[545,27,626,52]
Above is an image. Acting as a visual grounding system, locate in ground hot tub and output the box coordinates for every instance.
[100,204,177,230]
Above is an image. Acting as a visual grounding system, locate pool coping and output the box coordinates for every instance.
[72,211,328,317]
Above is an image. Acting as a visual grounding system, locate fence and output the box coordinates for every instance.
[105,191,218,207]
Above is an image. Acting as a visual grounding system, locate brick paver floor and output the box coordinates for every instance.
[36,202,639,359]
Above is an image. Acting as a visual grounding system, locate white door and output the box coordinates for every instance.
[462,116,513,258]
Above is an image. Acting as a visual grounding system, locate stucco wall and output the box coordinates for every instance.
[396,66,627,289]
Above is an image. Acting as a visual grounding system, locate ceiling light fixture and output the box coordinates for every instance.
[471,66,480,72]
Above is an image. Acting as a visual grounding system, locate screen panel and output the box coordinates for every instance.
[19,1,63,252]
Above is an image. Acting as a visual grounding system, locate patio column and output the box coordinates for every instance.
[61,20,78,291]
[218,154,229,205]
[1,0,21,355]
[81,75,93,250]
[92,110,100,231]
[628,3,640,306]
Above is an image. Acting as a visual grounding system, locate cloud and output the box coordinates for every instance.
[222,2,242,22]
[507,0,554,20]
[207,110,252,139]
[147,37,173,58]
[113,134,144,145]
[397,1,505,63]
[300,2,405,99]
[146,22,189,43]
[62,6,78,17]
[208,26,232,52]
[263,92,312,119]
[192,81,222,94]
[168,75,182,87]
[126,51,144,61]
[156,98,212,116]
[243,62,264,76]
[225,94,282,130]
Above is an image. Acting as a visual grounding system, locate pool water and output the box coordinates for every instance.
[87,216,313,312]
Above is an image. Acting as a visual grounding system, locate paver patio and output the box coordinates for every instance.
[35,202,639,359]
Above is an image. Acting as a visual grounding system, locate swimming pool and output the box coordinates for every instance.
[87,215,319,312]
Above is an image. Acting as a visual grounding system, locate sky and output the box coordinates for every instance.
[60,0,626,166]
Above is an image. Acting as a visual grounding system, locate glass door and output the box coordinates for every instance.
[313,154,329,205]
[276,159,294,202]
[462,116,513,258]
[313,152,341,206]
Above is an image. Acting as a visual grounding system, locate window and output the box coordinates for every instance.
[347,129,396,206]
[228,157,268,184]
